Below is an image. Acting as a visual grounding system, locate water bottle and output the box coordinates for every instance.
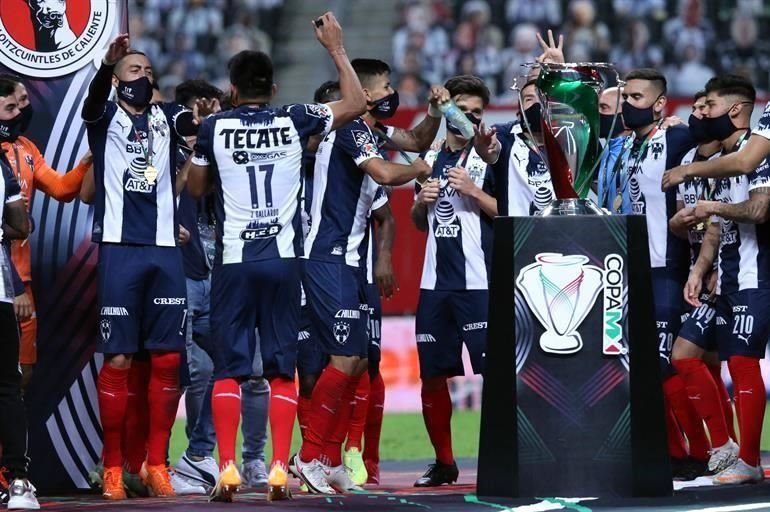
[439,100,475,139]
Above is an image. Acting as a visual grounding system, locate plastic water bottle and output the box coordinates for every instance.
[439,100,475,139]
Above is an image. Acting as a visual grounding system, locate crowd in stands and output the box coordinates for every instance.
[392,0,770,103]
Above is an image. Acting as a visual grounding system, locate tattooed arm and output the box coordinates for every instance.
[694,187,770,225]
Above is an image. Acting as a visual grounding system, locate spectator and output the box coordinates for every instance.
[500,23,541,101]
[666,44,715,96]
[718,15,770,93]
[396,73,428,107]
[167,0,223,54]
[393,2,449,85]
[562,0,611,62]
[612,0,667,22]
[505,0,562,31]
[662,0,714,63]
[609,20,664,77]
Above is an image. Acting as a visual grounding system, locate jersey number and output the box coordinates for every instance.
[246,164,274,209]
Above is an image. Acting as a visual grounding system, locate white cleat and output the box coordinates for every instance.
[170,469,207,495]
[7,479,40,510]
[174,454,218,491]
[326,465,364,493]
[713,458,764,485]
[291,454,335,495]
[708,438,739,475]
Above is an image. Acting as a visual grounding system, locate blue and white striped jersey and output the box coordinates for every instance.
[304,118,384,268]
[86,102,188,246]
[192,103,333,264]
[624,125,693,269]
[713,136,770,294]
[419,145,494,291]
[676,148,718,266]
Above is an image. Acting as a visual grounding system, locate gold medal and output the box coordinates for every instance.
[145,165,158,185]
[613,193,623,213]
[695,222,705,233]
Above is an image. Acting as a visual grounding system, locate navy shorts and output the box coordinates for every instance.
[677,292,717,352]
[366,283,382,372]
[210,259,301,380]
[715,289,770,360]
[651,268,688,373]
[297,303,327,378]
[415,289,488,379]
[303,260,369,359]
[97,244,186,355]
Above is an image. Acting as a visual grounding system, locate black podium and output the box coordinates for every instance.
[477,215,672,498]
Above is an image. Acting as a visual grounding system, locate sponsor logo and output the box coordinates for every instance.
[297,330,310,341]
[334,309,361,319]
[351,130,372,147]
[331,245,344,256]
[233,150,250,165]
[219,127,291,149]
[153,298,186,305]
[0,0,116,78]
[332,322,350,344]
[517,253,626,355]
[304,103,329,119]
[240,222,281,240]
[99,318,111,343]
[462,322,487,332]
[100,306,128,316]
[416,334,437,343]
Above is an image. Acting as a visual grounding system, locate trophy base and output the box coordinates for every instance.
[539,199,606,216]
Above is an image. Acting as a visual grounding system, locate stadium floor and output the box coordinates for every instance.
[37,459,770,511]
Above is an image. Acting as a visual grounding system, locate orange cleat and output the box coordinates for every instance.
[102,466,127,500]
[142,463,176,497]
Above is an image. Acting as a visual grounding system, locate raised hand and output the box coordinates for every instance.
[103,33,130,65]
[535,30,565,64]
[428,85,451,108]
[313,12,344,53]
[193,97,221,125]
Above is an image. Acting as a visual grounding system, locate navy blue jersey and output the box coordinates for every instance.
[192,103,333,264]
[86,101,188,246]
[304,118,384,267]
[676,148,717,267]
[625,125,693,269]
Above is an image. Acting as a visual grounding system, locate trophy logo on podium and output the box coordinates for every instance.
[516,253,603,354]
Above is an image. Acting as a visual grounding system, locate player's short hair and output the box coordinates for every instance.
[521,79,538,92]
[693,90,706,102]
[0,74,21,87]
[314,81,340,103]
[351,59,391,89]
[228,50,274,98]
[625,68,667,96]
[444,75,490,107]
[115,50,149,73]
[0,78,17,98]
[704,74,756,103]
[175,80,223,107]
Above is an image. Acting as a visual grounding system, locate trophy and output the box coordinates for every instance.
[519,62,622,216]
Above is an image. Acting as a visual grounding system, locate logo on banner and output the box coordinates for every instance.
[516,253,626,355]
[0,0,116,78]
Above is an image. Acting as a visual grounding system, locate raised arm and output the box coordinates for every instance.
[360,157,432,186]
[82,34,129,123]
[694,187,770,225]
[384,86,449,153]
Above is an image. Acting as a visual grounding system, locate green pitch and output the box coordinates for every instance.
[169,411,482,464]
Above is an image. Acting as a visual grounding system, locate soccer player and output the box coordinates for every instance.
[295,56,443,494]
[596,86,632,212]
[668,90,739,476]
[81,34,211,500]
[188,13,367,501]
[0,74,92,390]
[680,75,769,484]
[410,75,496,487]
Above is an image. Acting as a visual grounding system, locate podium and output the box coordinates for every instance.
[477,215,672,498]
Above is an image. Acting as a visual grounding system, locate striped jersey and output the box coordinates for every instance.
[304,117,384,268]
[364,186,388,285]
[0,156,22,302]
[623,125,693,269]
[676,148,718,266]
[419,144,494,290]
[192,103,333,264]
[490,122,554,216]
[86,102,188,246]
[713,136,770,294]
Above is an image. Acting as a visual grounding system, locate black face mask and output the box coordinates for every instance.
[599,113,624,139]
[519,103,542,133]
[703,109,740,142]
[446,112,481,136]
[0,113,23,142]
[688,114,712,144]
[117,76,154,108]
[19,104,33,134]
[621,100,659,130]
[370,91,399,119]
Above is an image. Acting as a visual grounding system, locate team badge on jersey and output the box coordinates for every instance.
[333,321,350,344]
[99,318,111,343]
[0,0,118,78]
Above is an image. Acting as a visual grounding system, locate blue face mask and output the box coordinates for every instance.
[117,76,153,108]
[687,113,712,144]
[370,91,399,119]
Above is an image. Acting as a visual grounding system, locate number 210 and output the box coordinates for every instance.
[246,164,274,209]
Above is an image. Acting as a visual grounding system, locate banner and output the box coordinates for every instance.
[0,0,127,492]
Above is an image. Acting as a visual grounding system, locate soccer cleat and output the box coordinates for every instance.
[364,460,379,485]
[326,464,363,493]
[210,462,241,502]
[713,458,764,485]
[1,468,10,505]
[671,457,708,481]
[101,466,127,501]
[291,454,335,495]
[6,479,40,510]
[266,463,291,501]
[170,469,206,495]
[87,463,103,489]
[141,464,176,497]
[414,461,459,487]
[241,459,268,490]
[343,448,368,486]
[708,439,740,475]
[175,454,218,491]
[122,470,149,498]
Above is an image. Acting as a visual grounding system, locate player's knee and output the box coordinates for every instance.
[107,353,133,369]
[671,337,704,361]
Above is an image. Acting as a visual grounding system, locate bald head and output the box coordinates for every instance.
[599,87,623,115]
